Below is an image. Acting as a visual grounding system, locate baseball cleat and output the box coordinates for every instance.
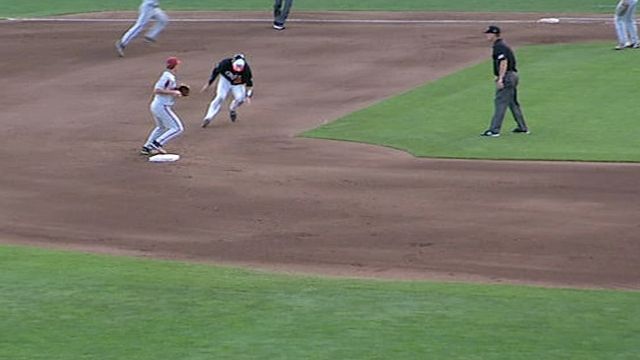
[512,128,530,134]
[115,40,125,57]
[144,36,156,44]
[149,141,167,154]
[273,23,285,31]
[481,130,500,137]
[140,146,160,156]
[201,118,212,128]
[230,110,237,122]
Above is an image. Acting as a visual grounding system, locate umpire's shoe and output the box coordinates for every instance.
[512,127,530,134]
[481,130,500,137]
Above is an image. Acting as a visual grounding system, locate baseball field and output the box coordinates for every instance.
[1,0,639,359]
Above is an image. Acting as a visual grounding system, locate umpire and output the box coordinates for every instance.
[481,25,529,137]
[273,0,293,30]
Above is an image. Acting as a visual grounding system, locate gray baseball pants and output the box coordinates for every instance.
[274,0,293,25]
[489,71,528,133]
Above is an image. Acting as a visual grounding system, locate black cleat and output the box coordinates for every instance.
[140,146,160,156]
[512,128,530,134]
[149,141,167,154]
[230,110,237,122]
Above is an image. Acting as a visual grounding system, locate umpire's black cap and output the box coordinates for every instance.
[484,25,501,34]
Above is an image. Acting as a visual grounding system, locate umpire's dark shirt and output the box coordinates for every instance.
[492,38,517,76]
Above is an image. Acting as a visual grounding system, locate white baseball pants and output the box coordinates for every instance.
[145,100,184,147]
[120,4,168,46]
[615,0,639,46]
[204,77,247,121]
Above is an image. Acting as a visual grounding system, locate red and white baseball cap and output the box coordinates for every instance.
[166,56,181,69]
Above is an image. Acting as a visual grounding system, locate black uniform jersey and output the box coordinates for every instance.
[207,58,253,87]
[492,39,517,76]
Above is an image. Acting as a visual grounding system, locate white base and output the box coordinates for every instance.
[537,18,560,24]
[149,154,180,162]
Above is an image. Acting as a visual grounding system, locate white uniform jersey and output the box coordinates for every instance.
[153,70,177,106]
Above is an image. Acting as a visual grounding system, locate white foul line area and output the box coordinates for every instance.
[0,16,612,25]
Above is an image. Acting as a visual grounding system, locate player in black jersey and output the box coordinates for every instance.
[200,53,254,128]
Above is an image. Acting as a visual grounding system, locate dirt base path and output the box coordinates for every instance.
[1,12,638,289]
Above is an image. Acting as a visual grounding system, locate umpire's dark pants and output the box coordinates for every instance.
[489,71,528,133]
[274,0,293,25]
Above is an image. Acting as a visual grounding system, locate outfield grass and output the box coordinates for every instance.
[0,0,615,18]
[304,42,640,162]
[0,245,639,359]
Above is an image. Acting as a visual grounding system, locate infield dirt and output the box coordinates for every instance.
[1,12,638,289]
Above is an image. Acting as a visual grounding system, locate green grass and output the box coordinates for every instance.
[0,0,615,18]
[304,42,640,162]
[1,244,639,359]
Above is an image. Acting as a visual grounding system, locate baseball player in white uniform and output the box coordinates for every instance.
[141,57,184,156]
[200,54,254,128]
[614,0,639,49]
[115,0,169,57]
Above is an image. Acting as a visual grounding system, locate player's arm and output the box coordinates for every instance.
[245,65,253,87]
[154,77,181,96]
[201,63,222,92]
[245,65,254,93]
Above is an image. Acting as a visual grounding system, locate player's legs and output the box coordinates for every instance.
[155,105,184,146]
[120,4,153,46]
[228,85,247,122]
[488,86,512,134]
[229,85,247,111]
[144,127,165,147]
[615,1,631,46]
[145,8,169,41]
[626,0,639,45]
[274,0,293,26]
[274,0,283,17]
[506,74,527,131]
[204,78,232,121]
[144,106,166,148]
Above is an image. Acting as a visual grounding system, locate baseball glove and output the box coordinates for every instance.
[177,84,191,97]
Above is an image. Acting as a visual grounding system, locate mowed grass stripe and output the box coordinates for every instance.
[0,0,615,18]
[1,244,639,359]
[304,42,640,162]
